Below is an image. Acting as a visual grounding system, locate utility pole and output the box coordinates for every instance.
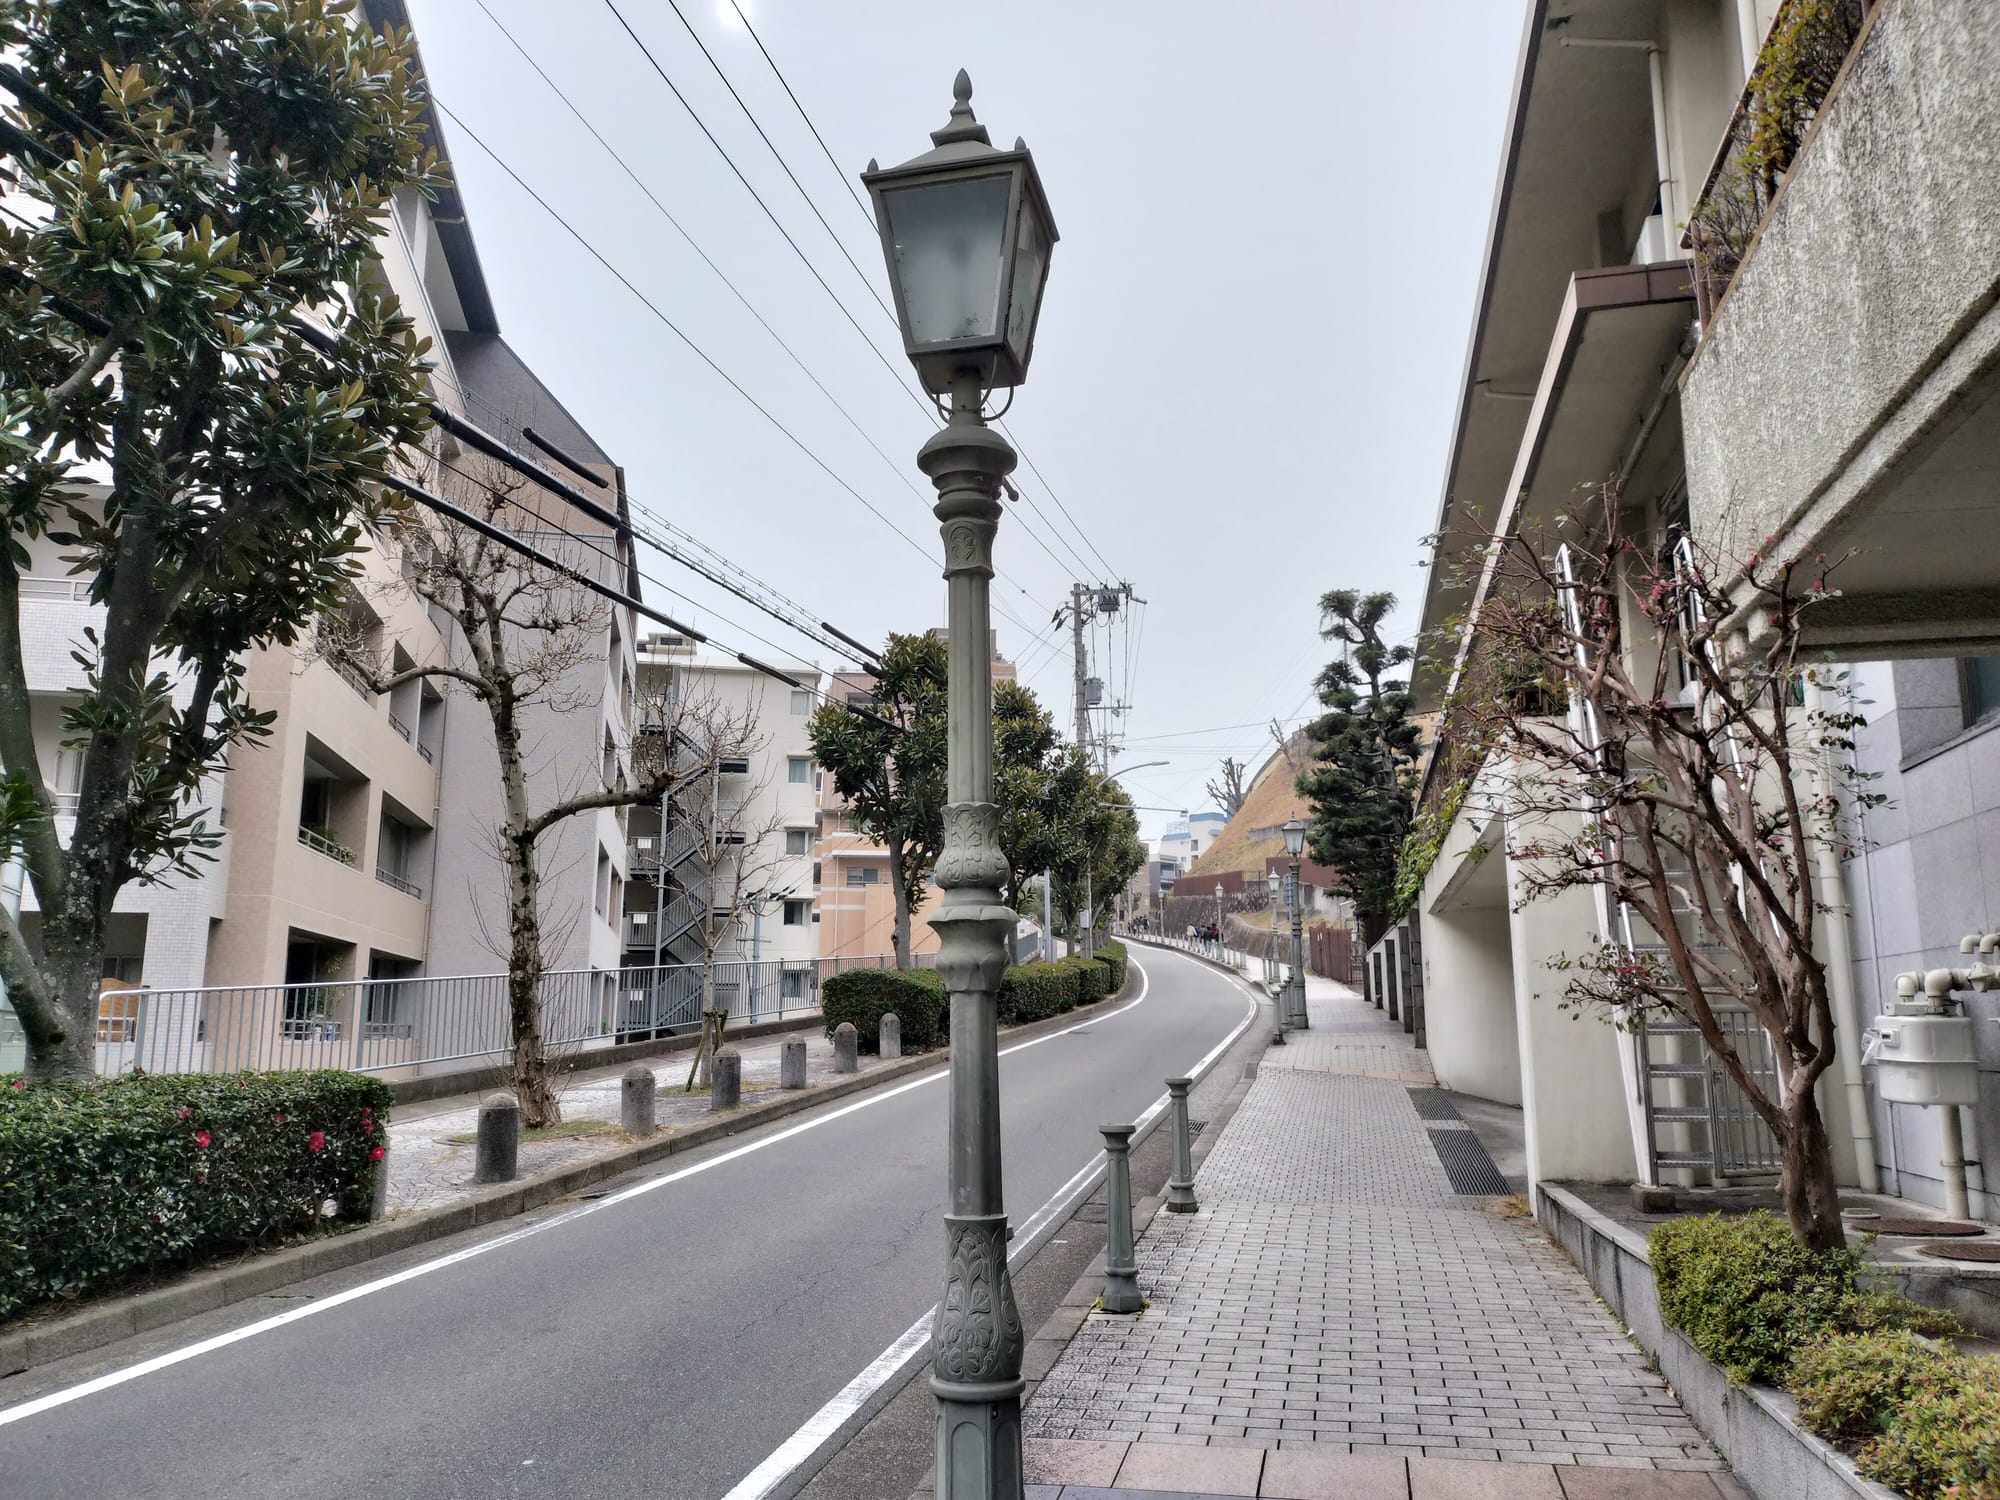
[1065,581,1140,961]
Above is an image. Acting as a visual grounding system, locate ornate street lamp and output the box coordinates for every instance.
[865,72,1059,1500]
[1265,868,1286,1046]
[1282,818,1309,1030]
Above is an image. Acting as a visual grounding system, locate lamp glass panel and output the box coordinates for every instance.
[1003,195,1050,370]
[881,174,1011,345]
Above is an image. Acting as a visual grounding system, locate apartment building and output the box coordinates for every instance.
[1403,0,2000,1216]
[4,2,636,1075]
[621,634,821,1024]
[1157,811,1227,873]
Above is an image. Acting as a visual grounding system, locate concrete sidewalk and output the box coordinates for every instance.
[1018,978,1744,1499]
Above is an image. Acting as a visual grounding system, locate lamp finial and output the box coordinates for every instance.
[932,68,992,147]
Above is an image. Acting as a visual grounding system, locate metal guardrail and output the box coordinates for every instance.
[20,575,93,601]
[388,711,414,743]
[86,954,919,1079]
[375,866,422,898]
[329,655,376,700]
[297,824,356,867]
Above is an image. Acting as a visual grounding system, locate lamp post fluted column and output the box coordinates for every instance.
[1288,855,1307,1029]
[922,370,1027,1498]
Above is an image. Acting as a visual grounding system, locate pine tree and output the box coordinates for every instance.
[1296,590,1422,947]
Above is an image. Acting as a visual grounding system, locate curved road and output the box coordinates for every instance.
[0,946,1250,1500]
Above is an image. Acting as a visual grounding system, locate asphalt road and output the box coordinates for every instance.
[0,945,1253,1500]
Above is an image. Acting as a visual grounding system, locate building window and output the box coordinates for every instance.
[785,828,810,856]
[783,899,809,926]
[845,867,882,888]
[1965,657,2000,726]
[789,690,813,715]
[787,756,811,784]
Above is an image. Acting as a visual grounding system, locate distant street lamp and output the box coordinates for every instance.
[1282,817,1309,1031]
[864,71,1058,1500]
[1266,868,1285,1046]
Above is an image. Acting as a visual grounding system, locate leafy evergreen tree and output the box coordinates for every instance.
[1296,589,1422,946]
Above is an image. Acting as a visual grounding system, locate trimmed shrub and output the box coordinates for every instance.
[821,967,946,1054]
[1856,1375,2000,1500]
[0,1069,393,1319]
[1000,963,1067,1025]
[1096,940,1128,993]
[1061,955,1111,1004]
[1791,1330,1967,1446]
[1651,1210,1956,1385]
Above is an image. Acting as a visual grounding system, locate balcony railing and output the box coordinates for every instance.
[298,824,357,868]
[417,741,435,765]
[375,866,422,898]
[329,655,376,701]
[1684,0,1872,323]
[389,712,413,743]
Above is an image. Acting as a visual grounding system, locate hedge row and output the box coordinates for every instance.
[821,967,948,1053]
[1652,1211,1989,1499]
[1,1069,394,1319]
[824,944,1131,1047]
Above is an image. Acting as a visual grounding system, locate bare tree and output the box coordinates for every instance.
[321,460,691,1126]
[1206,756,1248,819]
[1443,486,1874,1250]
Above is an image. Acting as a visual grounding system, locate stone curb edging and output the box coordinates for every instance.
[1537,1182,1900,1500]
[0,982,1133,1382]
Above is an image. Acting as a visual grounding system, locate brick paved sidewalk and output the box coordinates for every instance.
[1020,980,1741,1499]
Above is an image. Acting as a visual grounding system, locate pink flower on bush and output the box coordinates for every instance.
[193,1130,211,1148]
[362,1121,373,1134]
[176,1107,192,1119]
[8,1079,23,1090]
[308,1131,326,1154]
[273,1112,286,1125]
[369,1146,385,1162]
[194,1173,207,1185]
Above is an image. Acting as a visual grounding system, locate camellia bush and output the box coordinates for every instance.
[821,968,947,1054]
[1,1070,394,1318]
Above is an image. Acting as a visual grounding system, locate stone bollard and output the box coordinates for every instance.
[711,1047,741,1111]
[780,1037,808,1089]
[833,1021,858,1074]
[879,1012,902,1060]
[369,1135,392,1221]
[473,1093,519,1184]
[621,1066,657,1138]
[1165,1077,1198,1214]
[1099,1123,1143,1313]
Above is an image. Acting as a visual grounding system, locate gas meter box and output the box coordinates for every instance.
[1865,1014,1977,1105]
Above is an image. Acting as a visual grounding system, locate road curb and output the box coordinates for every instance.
[0,981,1135,1381]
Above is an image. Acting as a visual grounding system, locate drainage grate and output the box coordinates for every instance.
[1918,1240,2000,1262]
[1870,1218,1985,1237]
[1428,1127,1510,1195]
[1187,1120,1208,1137]
[1407,1088,1463,1123]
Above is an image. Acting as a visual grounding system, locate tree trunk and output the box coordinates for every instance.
[1781,1082,1848,1252]
[29,928,101,1082]
[501,833,560,1127]
[887,835,911,969]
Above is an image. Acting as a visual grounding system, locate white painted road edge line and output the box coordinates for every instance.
[0,946,1176,1430]
[720,946,1262,1500]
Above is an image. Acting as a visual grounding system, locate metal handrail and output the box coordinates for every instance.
[388,712,413,743]
[375,866,422,898]
[329,656,375,700]
[297,824,357,867]
[19,575,92,601]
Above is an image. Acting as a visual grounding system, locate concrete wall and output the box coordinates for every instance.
[1842,657,2000,1217]
[1683,0,2000,567]
[1420,799,1523,1108]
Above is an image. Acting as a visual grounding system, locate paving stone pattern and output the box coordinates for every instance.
[1025,983,1721,1476]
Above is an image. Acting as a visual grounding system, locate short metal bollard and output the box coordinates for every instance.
[711,1047,741,1110]
[780,1037,808,1089]
[879,1012,902,1060]
[833,1021,858,1074]
[473,1093,519,1184]
[1165,1077,1198,1214]
[1099,1123,1143,1313]
[621,1066,656,1138]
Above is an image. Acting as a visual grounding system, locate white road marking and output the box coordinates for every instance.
[719,946,1261,1500]
[0,947,1202,1429]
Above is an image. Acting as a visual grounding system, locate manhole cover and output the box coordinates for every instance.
[1918,1240,2000,1262]
[1871,1218,1987,1236]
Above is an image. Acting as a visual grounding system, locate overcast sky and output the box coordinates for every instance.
[405,0,1525,844]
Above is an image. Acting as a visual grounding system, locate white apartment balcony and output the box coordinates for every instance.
[1683,0,2000,657]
